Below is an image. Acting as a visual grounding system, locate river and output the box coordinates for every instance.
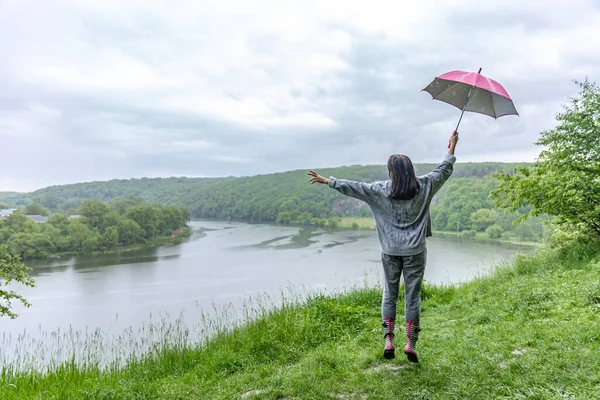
[1,220,532,369]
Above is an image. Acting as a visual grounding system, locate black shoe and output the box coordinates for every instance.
[384,348,395,359]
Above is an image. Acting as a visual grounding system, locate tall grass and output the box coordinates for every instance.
[1,282,370,374]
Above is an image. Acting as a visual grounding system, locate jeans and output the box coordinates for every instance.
[381,250,427,323]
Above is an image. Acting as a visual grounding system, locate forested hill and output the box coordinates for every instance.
[0,191,21,200]
[2,162,525,212]
[2,177,232,212]
[177,162,530,226]
[1,162,533,232]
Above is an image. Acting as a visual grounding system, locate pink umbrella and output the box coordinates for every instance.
[422,68,519,143]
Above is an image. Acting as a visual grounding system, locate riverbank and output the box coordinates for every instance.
[2,239,598,399]
[337,216,542,248]
[431,229,543,248]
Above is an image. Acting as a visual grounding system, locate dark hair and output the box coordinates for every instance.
[387,154,419,200]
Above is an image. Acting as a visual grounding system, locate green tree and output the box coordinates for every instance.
[1,244,35,318]
[24,202,49,216]
[47,214,70,235]
[126,205,160,239]
[493,80,600,238]
[69,219,94,251]
[469,208,498,232]
[110,196,143,214]
[101,226,119,249]
[4,211,28,233]
[102,211,122,231]
[79,200,111,229]
[276,211,291,225]
[495,210,519,232]
[486,224,504,239]
[514,222,534,241]
[117,218,145,245]
[38,195,61,212]
[1,199,189,258]
[157,206,186,235]
[83,233,101,253]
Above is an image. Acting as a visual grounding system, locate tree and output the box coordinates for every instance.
[101,226,119,249]
[110,196,143,214]
[469,208,498,232]
[4,211,28,233]
[117,218,145,245]
[486,224,504,239]
[514,222,534,241]
[1,244,35,319]
[1,199,190,259]
[79,200,111,229]
[276,211,291,225]
[493,80,600,238]
[47,213,70,235]
[126,205,160,239]
[69,219,94,251]
[24,202,49,216]
[38,195,61,212]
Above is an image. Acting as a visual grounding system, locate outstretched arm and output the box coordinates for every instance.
[308,170,376,203]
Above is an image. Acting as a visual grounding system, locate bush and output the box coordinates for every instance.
[486,224,504,239]
[461,230,476,239]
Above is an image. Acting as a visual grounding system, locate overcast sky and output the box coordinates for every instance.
[1,0,599,192]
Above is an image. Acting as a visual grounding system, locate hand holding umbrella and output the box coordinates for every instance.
[422,68,519,147]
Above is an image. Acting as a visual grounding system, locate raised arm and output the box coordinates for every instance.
[426,131,459,194]
[308,170,377,204]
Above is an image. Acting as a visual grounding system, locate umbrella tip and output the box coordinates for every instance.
[477,67,482,74]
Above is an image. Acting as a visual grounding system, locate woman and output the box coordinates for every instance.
[308,131,459,363]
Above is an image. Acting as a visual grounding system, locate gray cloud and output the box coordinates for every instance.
[1,0,599,191]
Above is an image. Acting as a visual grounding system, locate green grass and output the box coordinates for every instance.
[338,216,376,230]
[2,242,600,399]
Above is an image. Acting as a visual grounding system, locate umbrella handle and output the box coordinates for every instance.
[449,107,467,148]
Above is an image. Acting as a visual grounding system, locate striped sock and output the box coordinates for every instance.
[382,317,395,359]
[404,320,421,363]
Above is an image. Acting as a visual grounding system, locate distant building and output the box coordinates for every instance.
[68,214,81,220]
[0,208,17,219]
[26,215,48,223]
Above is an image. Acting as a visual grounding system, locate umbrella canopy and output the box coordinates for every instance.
[423,69,519,121]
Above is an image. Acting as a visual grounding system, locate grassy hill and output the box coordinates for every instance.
[2,240,598,399]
